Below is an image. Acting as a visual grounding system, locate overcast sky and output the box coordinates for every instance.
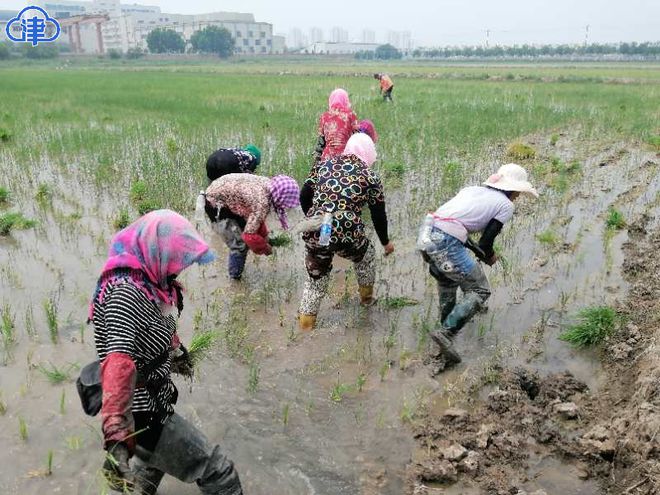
[5,0,659,46]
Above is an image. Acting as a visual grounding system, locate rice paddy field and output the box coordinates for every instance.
[0,58,659,494]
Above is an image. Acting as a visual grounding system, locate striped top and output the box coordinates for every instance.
[91,279,177,420]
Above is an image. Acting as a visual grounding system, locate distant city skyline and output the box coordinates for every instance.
[3,0,659,47]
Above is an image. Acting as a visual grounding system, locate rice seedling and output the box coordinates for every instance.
[65,436,82,450]
[246,361,260,393]
[355,373,367,392]
[112,208,131,230]
[1,303,16,350]
[18,416,28,441]
[136,199,162,215]
[0,391,6,415]
[43,297,59,343]
[35,183,53,206]
[269,233,292,247]
[281,402,290,426]
[329,381,352,403]
[559,306,618,347]
[0,212,36,235]
[647,135,660,151]
[381,296,419,309]
[605,207,626,230]
[536,229,560,247]
[400,398,415,424]
[0,127,12,142]
[37,362,79,384]
[46,450,53,476]
[24,304,36,339]
[550,133,560,145]
[59,389,66,414]
[506,142,536,160]
[188,329,220,364]
[0,187,9,205]
[129,180,148,204]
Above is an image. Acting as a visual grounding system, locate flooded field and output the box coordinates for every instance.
[0,62,658,494]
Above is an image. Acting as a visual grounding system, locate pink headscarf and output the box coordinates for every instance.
[328,88,351,111]
[358,119,378,143]
[89,209,214,319]
[343,133,377,167]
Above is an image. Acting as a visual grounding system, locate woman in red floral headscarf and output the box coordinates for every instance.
[313,88,359,164]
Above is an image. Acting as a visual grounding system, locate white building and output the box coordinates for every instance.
[287,27,306,49]
[361,29,375,44]
[309,27,323,43]
[330,27,348,43]
[32,0,276,54]
[305,42,379,55]
[386,29,413,51]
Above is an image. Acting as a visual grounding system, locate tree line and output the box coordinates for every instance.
[410,42,660,58]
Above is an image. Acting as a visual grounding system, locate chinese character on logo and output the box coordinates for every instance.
[5,6,61,46]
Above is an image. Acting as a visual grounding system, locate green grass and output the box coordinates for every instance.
[37,362,79,384]
[0,187,9,205]
[112,208,131,230]
[559,306,618,347]
[0,212,36,235]
[536,229,560,247]
[269,233,292,247]
[506,142,536,160]
[605,207,626,230]
[381,296,420,309]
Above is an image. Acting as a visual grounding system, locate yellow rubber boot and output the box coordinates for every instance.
[359,285,375,306]
[298,314,317,331]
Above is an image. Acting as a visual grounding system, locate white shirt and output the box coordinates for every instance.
[433,186,514,243]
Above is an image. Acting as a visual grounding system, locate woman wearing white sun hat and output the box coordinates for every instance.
[418,163,538,367]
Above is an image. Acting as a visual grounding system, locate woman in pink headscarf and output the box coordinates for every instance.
[87,210,243,494]
[313,88,359,164]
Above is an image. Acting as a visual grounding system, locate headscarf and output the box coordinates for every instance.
[269,175,300,230]
[328,88,351,111]
[358,119,378,143]
[243,144,261,165]
[343,133,377,167]
[89,209,214,319]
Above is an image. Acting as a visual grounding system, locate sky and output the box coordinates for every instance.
[3,0,659,46]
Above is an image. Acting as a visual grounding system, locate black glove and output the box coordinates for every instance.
[171,344,194,379]
[103,441,134,492]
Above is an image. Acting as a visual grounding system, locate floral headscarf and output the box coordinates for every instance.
[358,119,378,143]
[343,133,377,167]
[269,175,300,230]
[89,209,214,319]
[328,88,351,111]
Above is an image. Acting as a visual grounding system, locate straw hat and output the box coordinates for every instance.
[483,163,538,198]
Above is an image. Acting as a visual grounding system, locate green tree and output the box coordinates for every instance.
[375,43,402,60]
[0,43,10,60]
[190,26,235,58]
[146,28,185,54]
[22,44,59,59]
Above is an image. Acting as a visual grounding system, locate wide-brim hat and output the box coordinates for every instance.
[483,163,539,198]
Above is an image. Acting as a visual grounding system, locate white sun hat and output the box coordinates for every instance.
[483,163,539,198]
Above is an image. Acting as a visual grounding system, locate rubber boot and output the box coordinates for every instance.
[443,292,482,335]
[429,328,462,365]
[359,285,375,306]
[298,314,317,331]
[437,285,457,323]
[132,458,165,495]
[227,252,247,280]
[142,413,242,495]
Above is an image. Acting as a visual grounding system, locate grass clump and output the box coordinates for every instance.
[0,127,12,143]
[536,229,560,247]
[0,187,9,205]
[35,183,52,205]
[559,306,618,347]
[506,142,536,160]
[605,207,626,230]
[136,199,162,215]
[550,133,559,146]
[129,180,148,203]
[43,298,59,343]
[269,233,292,247]
[381,296,420,309]
[112,208,131,230]
[188,330,220,364]
[37,362,79,384]
[0,212,36,235]
[647,135,660,151]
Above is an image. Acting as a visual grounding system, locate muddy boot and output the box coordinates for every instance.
[132,458,165,495]
[359,285,376,306]
[437,286,457,323]
[298,314,317,331]
[227,252,247,280]
[429,328,462,365]
[143,413,242,495]
[442,292,482,335]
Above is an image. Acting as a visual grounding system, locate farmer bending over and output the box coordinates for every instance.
[89,209,242,494]
[374,73,394,102]
[298,133,394,330]
[199,144,261,280]
[420,164,538,366]
[204,173,300,263]
[313,88,359,165]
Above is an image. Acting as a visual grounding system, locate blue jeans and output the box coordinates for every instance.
[422,228,490,304]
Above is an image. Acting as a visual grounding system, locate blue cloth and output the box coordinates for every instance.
[424,228,476,281]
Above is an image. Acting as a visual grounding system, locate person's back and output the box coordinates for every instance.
[205,146,260,182]
[319,108,358,160]
[433,186,514,242]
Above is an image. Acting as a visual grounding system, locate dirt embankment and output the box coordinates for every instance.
[407,217,660,494]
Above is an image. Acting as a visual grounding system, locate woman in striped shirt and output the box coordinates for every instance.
[90,209,242,495]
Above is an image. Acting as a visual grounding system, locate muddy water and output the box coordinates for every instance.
[0,141,658,495]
